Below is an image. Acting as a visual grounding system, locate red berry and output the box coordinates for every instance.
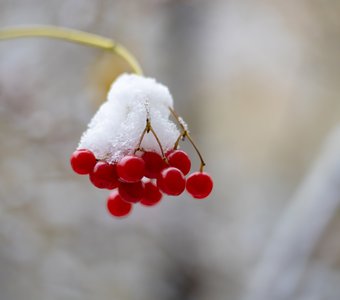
[141,181,163,206]
[166,150,191,175]
[157,167,185,196]
[70,149,96,175]
[142,151,165,179]
[165,149,174,157]
[117,155,145,183]
[89,161,119,189]
[186,172,213,199]
[107,190,132,218]
[118,181,144,203]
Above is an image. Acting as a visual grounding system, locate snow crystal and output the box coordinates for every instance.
[78,74,180,162]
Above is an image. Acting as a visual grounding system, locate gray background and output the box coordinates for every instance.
[0,0,340,299]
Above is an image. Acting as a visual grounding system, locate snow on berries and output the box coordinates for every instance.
[78,74,179,162]
[70,73,214,218]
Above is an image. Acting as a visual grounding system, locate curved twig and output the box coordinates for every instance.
[0,25,143,75]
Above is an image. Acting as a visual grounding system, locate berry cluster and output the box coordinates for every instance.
[70,148,213,218]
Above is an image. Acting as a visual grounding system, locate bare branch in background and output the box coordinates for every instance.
[244,125,340,300]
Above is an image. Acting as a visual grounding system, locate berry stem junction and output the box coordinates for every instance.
[134,118,166,160]
[168,107,206,172]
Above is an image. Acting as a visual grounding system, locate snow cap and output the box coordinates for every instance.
[78,73,180,162]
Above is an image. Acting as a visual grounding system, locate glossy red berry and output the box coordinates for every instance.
[142,151,165,179]
[89,161,119,189]
[186,172,213,199]
[117,155,145,183]
[167,150,191,175]
[140,181,163,206]
[165,149,174,157]
[157,167,185,196]
[118,181,144,203]
[107,190,132,218]
[70,149,96,175]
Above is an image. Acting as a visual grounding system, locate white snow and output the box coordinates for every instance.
[78,74,180,162]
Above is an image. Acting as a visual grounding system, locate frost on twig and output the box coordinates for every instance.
[178,116,189,133]
[244,125,340,300]
[78,74,180,163]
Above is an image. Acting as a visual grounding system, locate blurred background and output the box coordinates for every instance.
[1,0,340,299]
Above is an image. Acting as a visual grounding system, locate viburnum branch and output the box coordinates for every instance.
[0,25,143,75]
[134,118,166,160]
[134,125,148,154]
[168,106,206,172]
[1,25,214,212]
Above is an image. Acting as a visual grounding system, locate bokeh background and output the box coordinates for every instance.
[1,0,340,299]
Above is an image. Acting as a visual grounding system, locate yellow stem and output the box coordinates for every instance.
[0,25,143,75]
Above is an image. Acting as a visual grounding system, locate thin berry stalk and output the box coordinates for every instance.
[168,106,206,171]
